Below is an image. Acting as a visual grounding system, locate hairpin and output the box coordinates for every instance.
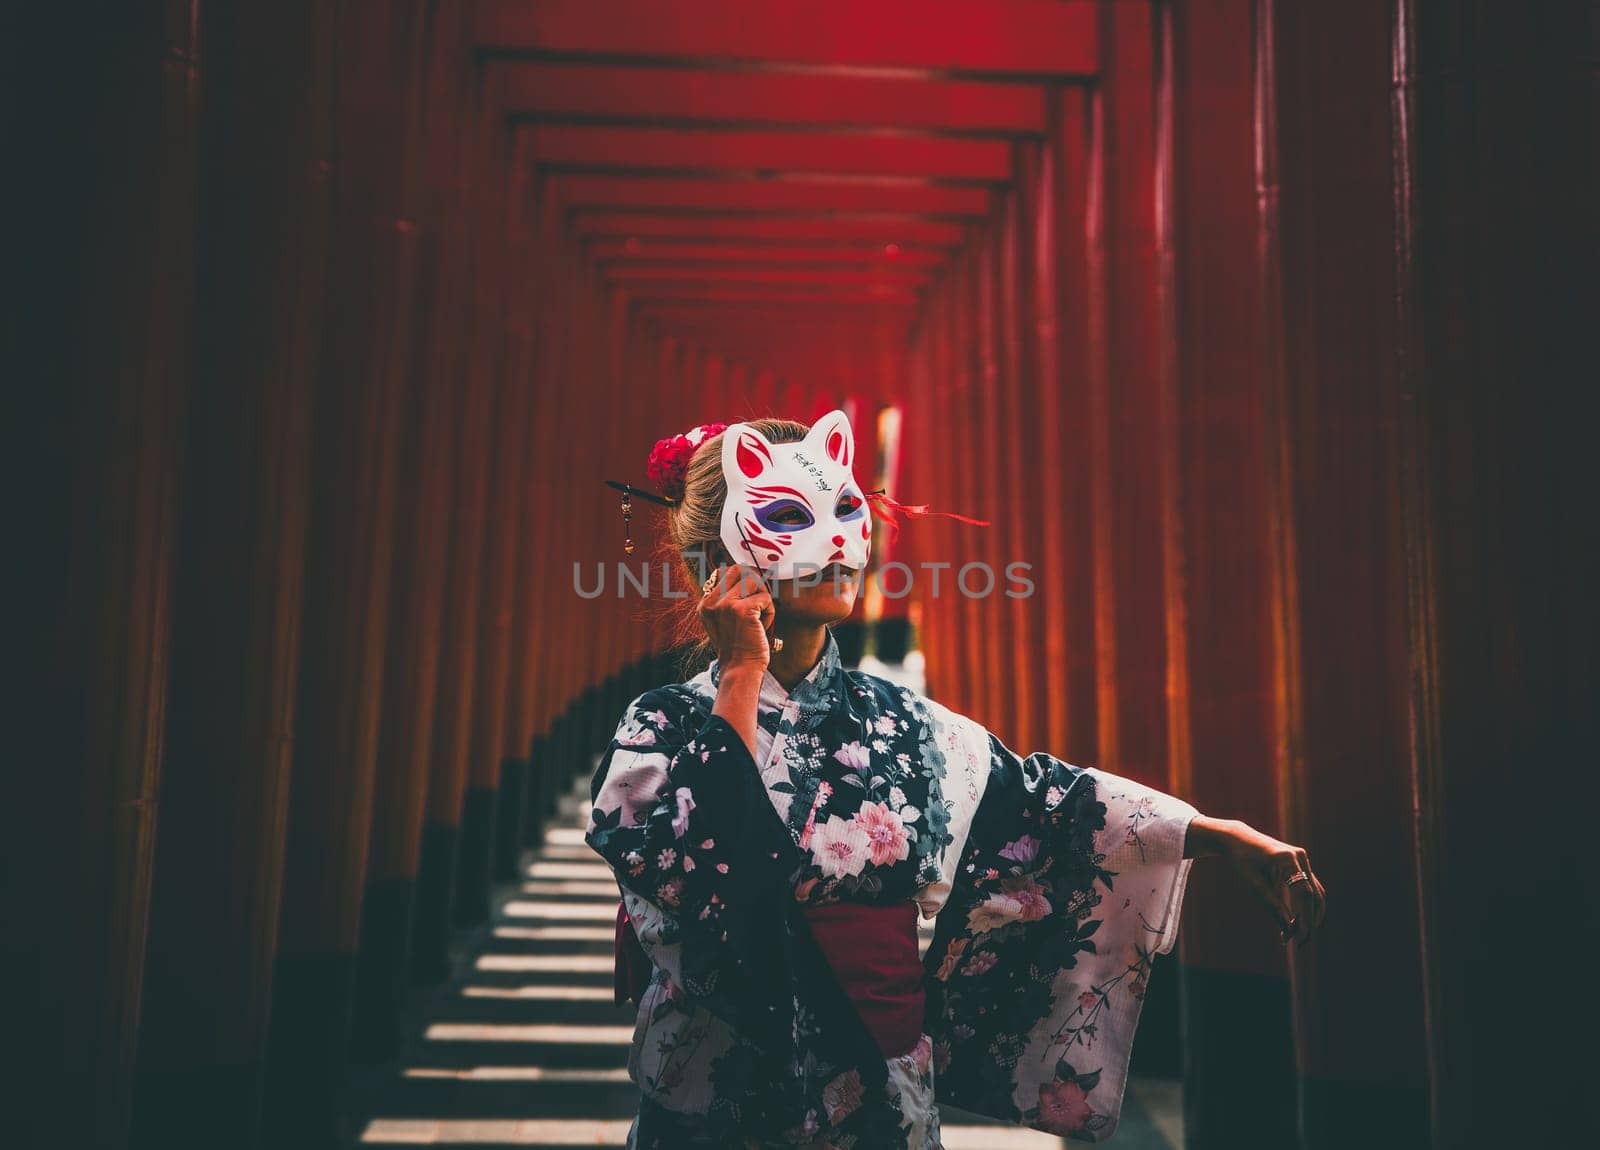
[603,479,674,555]
[603,479,675,508]
[601,423,727,556]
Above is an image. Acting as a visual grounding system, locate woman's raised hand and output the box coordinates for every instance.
[698,563,775,671]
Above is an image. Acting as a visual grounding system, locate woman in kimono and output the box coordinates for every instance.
[588,412,1326,1148]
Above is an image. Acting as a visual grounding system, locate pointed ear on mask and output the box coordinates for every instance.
[721,422,780,484]
[805,408,855,472]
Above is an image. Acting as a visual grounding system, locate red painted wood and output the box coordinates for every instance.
[1266,0,1431,1114]
[997,176,1044,751]
[950,255,988,723]
[424,73,511,838]
[621,284,921,304]
[1386,3,1595,1142]
[607,265,930,287]
[506,175,567,756]
[972,223,1010,739]
[1045,86,1101,766]
[593,240,946,267]
[262,3,433,1136]
[25,5,199,1142]
[275,0,426,961]
[132,2,341,1141]
[527,124,1012,181]
[467,129,543,799]
[576,213,967,246]
[1093,0,1173,796]
[636,303,919,323]
[554,174,992,216]
[495,61,1047,133]
[369,0,475,887]
[473,0,1098,76]
[1167,0,1288,971]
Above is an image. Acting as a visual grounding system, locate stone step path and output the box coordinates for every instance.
[355,779,1180,1148]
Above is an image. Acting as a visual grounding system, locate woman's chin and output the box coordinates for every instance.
[773,582,860,626]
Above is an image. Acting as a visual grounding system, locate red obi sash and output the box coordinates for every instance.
[612,899,925,1060]
[800,900,926,1060]
[613,902,651,1006]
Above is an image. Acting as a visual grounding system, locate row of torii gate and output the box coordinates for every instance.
[14,1,1590,1149]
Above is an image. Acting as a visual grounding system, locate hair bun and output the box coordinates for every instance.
[646,422,727,502]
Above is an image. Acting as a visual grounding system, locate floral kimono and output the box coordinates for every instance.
[585,629,1197,1147]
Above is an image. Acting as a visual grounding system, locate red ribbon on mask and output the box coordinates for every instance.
[865,490,991,535]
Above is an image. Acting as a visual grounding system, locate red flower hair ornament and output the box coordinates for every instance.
[645,422,728,503]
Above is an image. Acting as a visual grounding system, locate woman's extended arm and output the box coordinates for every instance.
[1184,814,1328,945]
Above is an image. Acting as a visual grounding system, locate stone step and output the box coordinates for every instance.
[515,880,621,900]
[365,1069,640,1120]
[437,991,634,1027]
[466,953,617,987]
[481,928,615,956]
[408,1022,633,1070]
[355,1114,1078,1147]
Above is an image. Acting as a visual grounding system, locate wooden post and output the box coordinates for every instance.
[15,5,199,1144]
[1162,0,1297,1137]
[1037,89,1102,766]
[457,129,543,928]
[1388,1,1594,1143]
[413,62,508,978]
[130,3,339,1143]
[260,5,429,1141]
[349,0,474,1059]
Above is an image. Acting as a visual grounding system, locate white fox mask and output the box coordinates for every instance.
[718,408,872,582]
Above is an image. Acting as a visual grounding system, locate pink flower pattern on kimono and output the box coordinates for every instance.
[1002,874,1052,922]
[852,801,910,867]
[833,740,871,770]
[1037,1080,1097,1135]
[934,936,969,980]
[810,814,871,879]
[671,787,695,838]
[960,949,998,976]
[998,834,1041,865]
[798,781,833,850]
[966,874,1053,933]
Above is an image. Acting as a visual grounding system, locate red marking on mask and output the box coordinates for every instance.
[735,433,772,479]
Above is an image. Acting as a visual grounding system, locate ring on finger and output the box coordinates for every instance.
[1284,871,1311,888]
[702,575,718,595]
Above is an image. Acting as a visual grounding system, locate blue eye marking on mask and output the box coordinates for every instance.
[755,498,815,532]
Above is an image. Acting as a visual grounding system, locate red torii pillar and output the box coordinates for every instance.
[413,56,511,982]
[262,2,431,1139]
[352,0,475,1063]
[1163,0,1304,1137]
[131,3,341,1143]
[454,127,545,927]
[1042,86,1103,769]
[19,4,200,1143]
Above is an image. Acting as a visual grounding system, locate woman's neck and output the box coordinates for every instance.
[766,622,829,691]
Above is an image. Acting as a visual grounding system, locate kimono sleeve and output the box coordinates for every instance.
[584,687,799,1004]
[923,728,1198,1143]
